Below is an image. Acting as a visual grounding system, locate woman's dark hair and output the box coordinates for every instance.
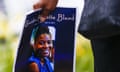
[34,26,51,42]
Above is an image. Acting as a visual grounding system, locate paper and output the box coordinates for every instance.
[14,7,76,72]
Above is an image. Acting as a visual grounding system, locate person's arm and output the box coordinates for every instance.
[29,62,39,72]
[33,0,58,22]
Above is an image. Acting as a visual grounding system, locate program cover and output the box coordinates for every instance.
[14,7,76,72]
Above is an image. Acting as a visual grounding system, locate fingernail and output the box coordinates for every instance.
[40,16,46,22]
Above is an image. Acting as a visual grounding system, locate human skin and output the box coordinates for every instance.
[29,33,53,72]
[34,33,53,57]
[33,0,58,22]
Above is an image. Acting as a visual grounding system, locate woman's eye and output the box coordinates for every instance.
[39,41,44,45]
[47,41,52,44]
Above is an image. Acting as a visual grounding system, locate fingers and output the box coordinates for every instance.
[33,0,58,22]
[41,0,58,22]
[33,2,44,10]
[45,0,58,11]
[40,9,50,22]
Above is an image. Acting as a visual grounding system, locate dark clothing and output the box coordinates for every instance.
[28,55,53,72]
[78,0,120,39]
[91,34,120,72]
[78,0,120,72]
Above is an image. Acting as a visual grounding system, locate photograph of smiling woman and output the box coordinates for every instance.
[28,26,54,72]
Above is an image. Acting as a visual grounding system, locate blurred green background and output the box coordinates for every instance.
[76,33,94,72]
[0,0,94,72]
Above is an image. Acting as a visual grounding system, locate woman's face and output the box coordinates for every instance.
[34,33,53,57]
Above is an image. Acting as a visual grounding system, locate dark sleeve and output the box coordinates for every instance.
[78,0,120,39]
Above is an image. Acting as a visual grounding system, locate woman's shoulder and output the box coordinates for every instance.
[29,62,39,72]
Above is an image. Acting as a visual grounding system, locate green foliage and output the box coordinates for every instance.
[0,39,14,72]
[76,33,94,72]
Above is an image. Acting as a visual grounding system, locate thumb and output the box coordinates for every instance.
[33,2,47,22]
[33,2,44,10]
[33,0,58,22]
[40,9,50,22]
[40,0,58,22]
[33,2,49,22]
